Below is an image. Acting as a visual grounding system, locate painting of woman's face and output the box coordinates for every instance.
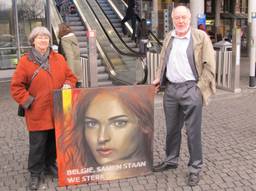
[84,93,142,165]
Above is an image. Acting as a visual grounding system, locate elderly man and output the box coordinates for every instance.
[152,6,216,186]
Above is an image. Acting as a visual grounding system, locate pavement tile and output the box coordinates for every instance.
[1,73,256,191]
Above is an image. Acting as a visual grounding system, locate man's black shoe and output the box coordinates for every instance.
[45,164,58,178]
[188,173,200,186]
[152,162,177,172]
[29,176,40,190]
[121,23,127,35]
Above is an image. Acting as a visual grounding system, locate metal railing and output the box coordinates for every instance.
[146,52,160,84]
[50,0,63,44]
[146,50,240,92]
[215,50,233,90]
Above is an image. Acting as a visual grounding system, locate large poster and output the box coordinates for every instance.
[53,85,155,186]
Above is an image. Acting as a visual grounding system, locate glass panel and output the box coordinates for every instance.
[17,0,46,54]
[0,0,17,69]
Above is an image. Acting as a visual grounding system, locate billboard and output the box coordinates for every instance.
[53,85,155,186]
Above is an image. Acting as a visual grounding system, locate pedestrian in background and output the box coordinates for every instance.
[152,6,216,186]
[10,26,77,190]
[137,18,149,41]
[121,0,136,40]
[58,23,82,87]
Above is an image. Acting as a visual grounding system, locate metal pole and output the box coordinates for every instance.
[13,0,21,59]
[215,0,221,36]
[46,0,51,36]
[190,0,204,28]
[151,0,158,36]
[87,30,98,87]
[249,12,256,87]
[232,28,241,92]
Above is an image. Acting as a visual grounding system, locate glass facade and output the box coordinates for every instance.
[0,0,16,69]
[0,0,47,70]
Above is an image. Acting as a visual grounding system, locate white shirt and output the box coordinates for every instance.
[166,30,196,83]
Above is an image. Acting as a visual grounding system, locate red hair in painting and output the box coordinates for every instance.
[58,85,154,170]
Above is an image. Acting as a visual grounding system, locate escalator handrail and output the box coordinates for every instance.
[86,0,143,58]
[75,0,148,85]
[50,0,63,44]
[136,56,148,85]
[80,55,136,85]
[108,0,132,33]
[53,1,136,85]
[73,0,118,78]
[94,0,143,56]
[87,0,148,84]
[148,31,163,47]
[110,0,163,48]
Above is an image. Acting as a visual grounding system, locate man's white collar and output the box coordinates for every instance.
[171,28,191,39]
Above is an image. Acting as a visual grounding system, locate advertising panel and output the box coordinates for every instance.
[53,85,154,186]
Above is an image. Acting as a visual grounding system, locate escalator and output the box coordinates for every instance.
[106,0,162,51]
[52,0,149,85]
[50,0,113,86]
[73,0,147,85]
[67,14,114,86]
[96,0,138,51]
[51,0,153,84]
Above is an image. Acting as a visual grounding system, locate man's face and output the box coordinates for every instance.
[172,6,191,36]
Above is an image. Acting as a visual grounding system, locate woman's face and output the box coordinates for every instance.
[84,94,142,165]
[33,34,50,54]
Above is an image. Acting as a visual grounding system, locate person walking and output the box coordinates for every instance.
[10,26,77,190]
[58,23,82,87]
[152,6,216,186]
[121,0,136,40]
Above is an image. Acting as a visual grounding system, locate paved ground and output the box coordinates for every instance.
[1,57,256,191]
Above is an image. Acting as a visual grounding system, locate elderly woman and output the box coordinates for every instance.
[10,26,77,190]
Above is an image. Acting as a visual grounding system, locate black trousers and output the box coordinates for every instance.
[121,8,136,38]
[163,81,203,174]
[28,129,56,177]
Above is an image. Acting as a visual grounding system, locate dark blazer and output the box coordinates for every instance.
[126,0,135,17]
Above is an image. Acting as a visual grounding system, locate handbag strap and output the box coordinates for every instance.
[27,64,45,88]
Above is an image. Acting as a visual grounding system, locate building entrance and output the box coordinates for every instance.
[0,0,47,70]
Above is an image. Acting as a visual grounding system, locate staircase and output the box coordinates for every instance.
[96,0,138,51]
[65,13,113,87]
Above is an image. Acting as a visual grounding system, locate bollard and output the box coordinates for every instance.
[231,28,241,93]
[249,12,256,87]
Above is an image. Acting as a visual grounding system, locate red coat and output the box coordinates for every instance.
[11,50,78,131]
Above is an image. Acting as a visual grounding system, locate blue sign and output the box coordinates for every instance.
[197,14,206,31]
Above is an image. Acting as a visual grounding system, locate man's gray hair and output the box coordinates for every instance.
[28,26,52,45]
[171,5,191,18]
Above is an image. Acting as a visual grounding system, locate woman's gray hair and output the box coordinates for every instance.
[28,26,52,45]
